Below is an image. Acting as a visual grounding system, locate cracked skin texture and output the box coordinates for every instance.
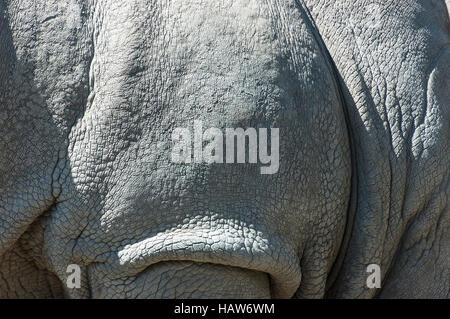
[0,0,448,298]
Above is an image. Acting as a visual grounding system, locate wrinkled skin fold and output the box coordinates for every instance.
[0,0,448,298]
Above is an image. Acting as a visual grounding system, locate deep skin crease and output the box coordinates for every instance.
[0,0,448,298]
